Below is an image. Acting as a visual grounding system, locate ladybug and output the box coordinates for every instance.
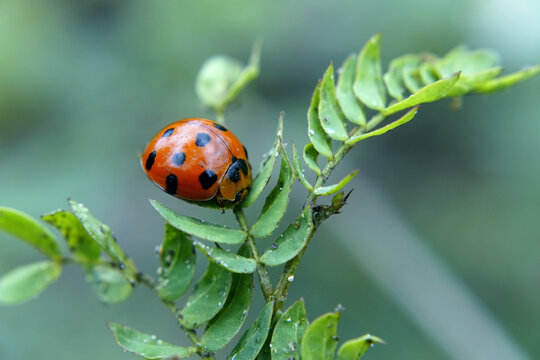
[141,118,252,206]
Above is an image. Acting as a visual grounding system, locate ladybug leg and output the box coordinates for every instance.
[216,195,226,214]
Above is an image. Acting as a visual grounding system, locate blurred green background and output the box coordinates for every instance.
[1,0,539,359]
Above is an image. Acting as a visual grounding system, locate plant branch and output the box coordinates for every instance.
[233,206,274,301]
[272,112,383,314]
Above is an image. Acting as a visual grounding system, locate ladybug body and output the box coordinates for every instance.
[142,118,251,205]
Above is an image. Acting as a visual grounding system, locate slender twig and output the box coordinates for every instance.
[233,206,274,301]
[272,112,384,315]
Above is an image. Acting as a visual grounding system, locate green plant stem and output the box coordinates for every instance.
[136,272,213,359]
[366,112,386,131]
[272,112,384,314]
[232,206,274,301]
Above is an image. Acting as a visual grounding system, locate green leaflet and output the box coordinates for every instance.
[475,64,540,93]
[270,299,309,360]
[42,210,101,263]
[0,261,61,305]
[458,49,499,74]
[108,322,197,359]
[419,62,439,85]
[354,34,386,111]
[180,261,232,329]
[303,143,321,176]
[157,224,195,302]
[383,73,460,116]
[260,207,313,267]
[291,142,313,191]
[86,265,134,305]
[250,149,295,238]
[319,63,348,141]
[347,107,418,146]
[151,200,247,244]
[437,46,499,77]
[307,83,333,158]
[383,54,421,101]
[403,67,423,93]
[201,268,253,351]
[336,55,366,126]
[446,67,503,96]
[434,45,468,77]
[69,200,137,283]
[242,116,282,208]
[301,311,341,360]
[0,207,61,260]
[227,301,274,360]
[313,170,358,196]
[194,241,256,274]
[336,334,384,360]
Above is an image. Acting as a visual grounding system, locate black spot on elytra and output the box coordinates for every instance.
[162,128,174,137]
[226,158,241,183]
[172,152,186,166]
[243,145,248,159]
[213,123,228,131]
[238,159,249,175]
[199,170,217,189]
[195,132,211,147]
[165,174,178,195]
[145,150,156,170]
